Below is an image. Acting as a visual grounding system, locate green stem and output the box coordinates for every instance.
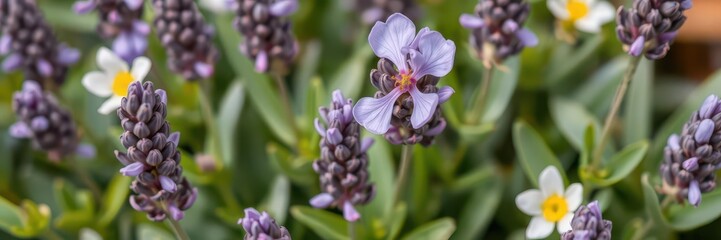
[592,56,642,169]
[393,145,414,205]
[196,82,225,168]
[272,73,300,143]
[467,65,495,124]
[71,159,102,205]
[165,214,191,240]
[348,221,356,240]
[632,196,675,240]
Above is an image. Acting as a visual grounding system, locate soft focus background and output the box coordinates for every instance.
[0,0,720,239]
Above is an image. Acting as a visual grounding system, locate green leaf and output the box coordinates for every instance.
[452,173,502,240]
[550,97,602,151]
[267,143,316,187]
[546,35,604,86]
[329,45,373,100]
[40,1,96,32]
[623,58,652,145]
[11,201,51,238]
[480,57,520,123]
[512,121,567,186]
[574,57,626,115]
[580,123,596,167]
[260,176,290,224]
[456,123,495,144]
[588,140,648,187]
[641,174,669,228]
[136,224,174,240]
[361,135,395,220]
[290,206,349,240]
[667,190,721,230]
[214,15,296,146]
[449,168,493,193]
[97,174,132,227]
[0,197,24,234]
[384,203,407,240]
[217,81,245,167]
[400,218,456,240]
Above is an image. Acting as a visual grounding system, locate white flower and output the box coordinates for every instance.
[515,166,583,239]
[82,47,151,114]
[547,0,615,33]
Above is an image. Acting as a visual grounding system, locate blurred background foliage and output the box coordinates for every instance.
[0,0,720,239]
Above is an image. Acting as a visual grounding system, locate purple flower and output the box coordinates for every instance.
[353,13,455,135]
[238,208,291,240]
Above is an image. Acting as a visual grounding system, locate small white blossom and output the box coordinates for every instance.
[81,47,151,114]
[548,0,615,33]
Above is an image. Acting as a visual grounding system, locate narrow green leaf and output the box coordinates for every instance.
[574,57,626,115]
[547,35,604,86]
[452,173,502,240]
[214,15,296,146]
[290,206,349,240]
[449,167,493,193]
[590,141,648,187]
[513,121,567,186]
[217,81,245,167]
[641,174,669,228]
[480,57,520,123]
[550,97,602,151]
[261,176,290,224]
[97,175,132,227]
[623,59,652,145]
[361,135,395,220]
[384,203,407,240]
[580,123,596,167]
[0,196,24,233]
[329,45,373,100]
[667,190,721,230]
[400,218,456,240]
[40,1,96,32]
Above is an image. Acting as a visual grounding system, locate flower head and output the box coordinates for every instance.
[660,95,721,207]
[233,0,298,73]
[548,0,614,41]
[515,166,583,239]
[616,0,691,59]
[82,47,151,114]
[459,0,537,65]
[561,201,612,240]
[238,208,292,240]
[310,90,375,222]
[73,0,150,62]
[353,13,455,136]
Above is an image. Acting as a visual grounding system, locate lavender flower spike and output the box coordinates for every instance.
[311,90,375,222]
[561,201,612,240]
[660,95,721,207]
[353,13,455,145]
[116,81,197,221]
[238,208,292,240]
[616,0,691,59]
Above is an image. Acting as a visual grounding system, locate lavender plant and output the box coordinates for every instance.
[616,0,691,59]
[561,201,612,240]
[238,208,292,240]
[73,0,149,62]
[233,0,298,73]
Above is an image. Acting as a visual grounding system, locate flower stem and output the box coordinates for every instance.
[272,73,299,142]
[467,65,495,124]
[592,56,642,169]
[165,215,191,240]
[348,221,356,240]
[393,144,414,205]
[196,81,225,168]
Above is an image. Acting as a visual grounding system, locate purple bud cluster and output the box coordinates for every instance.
[561,201,612,240]
[115,81,197,221]
[233,0,298,73]
[660,95,721,207]
[238,208,292,240]
[616,0,691,59]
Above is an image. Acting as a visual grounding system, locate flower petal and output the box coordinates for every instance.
[131,56,151,82]
[97,47,128,75]
[124,0,143,10]
[516,28,539,47]
[575,1,615,33]
[564,183,583,211]
[526,216,555,239]
[73,0,96,14]
[438,86,455,104]
[409,31,455,79]
[515,189,543,216]
[1,54,23,71]
[0,35,11,55]
[409,85,439,128]
[547,0,570,20]
[160,175,178,193]
[98,96,123,114]
[408,27,430,51]
[557,213,574,233]
[353,89,403,134]
[343,201,361,222]
[459,14,484,29]
[539,166,564,197]
[309,193,334,208]
[368,13,416,72]
[9,122,32,138]
[269,0,298,17]
[82,71,113,97]
[629,36,645,56]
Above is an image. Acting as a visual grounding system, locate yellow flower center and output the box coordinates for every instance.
[112,71,134,96]
[394,73,414,92]
[566,0,589,21]
[541,194,568,222]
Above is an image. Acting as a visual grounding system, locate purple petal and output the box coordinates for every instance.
[683,157,699,171]
[459,14,484,29]
[695,119,715,144]
[425,119,447,136]
[309,193,334,208]
[159,175,177,193]
[408,27,430,52]
[155,89,168,105]
[168,204,184,220]
[659,31,678,43]
[502,20,519,33]
[259,212,272,231]
[133,21,151,35]
[30,116,49,131]
[409,31,455,79]
[326,128,343,145]
[0,35,11,54]
[588,201,602,219]
[342,104,352,124]
[108,10,120,23]
[681,0,692,10]
[409,86,439,128]
[181,188,198,209]
[384,127,404,145]
[36,59,53,77]
[113,34,133,62]
[119,162,145,176]
[343,201,360,222]
[438,86,454,104]
[629,36,645,56]
[368,13,416,72]
[689,180,701,207]
[194,62,214,78]
[168,132,180,146]
[314,118,326,137]
[667,134,680,151]
[75,144,97,159]
[360,137,374,152]
[57,46,80,65]
[255,51,268,72]
[269,0,298,17]
[332,90,345,104]
[2,54,23,71]
[353,88,403,134]
[124,0,143,10]
[9,122,32,138]
[73,0,96,14]
[516,28,538,47]
[699,95,718,119]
